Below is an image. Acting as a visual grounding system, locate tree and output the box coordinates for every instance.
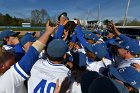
[51,14,58,25]
[0,13,25,26]
[31,9,50,25]
[31,9,40,24]
[115,20,124,26]
[115,18,140,26]
[40,9,50,24]
[127,18,140,26]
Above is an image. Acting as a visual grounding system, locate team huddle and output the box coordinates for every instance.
[0,12,140,93]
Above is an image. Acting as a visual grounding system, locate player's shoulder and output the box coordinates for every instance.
[33,59,45,67]
[33,58,69,71]
[32,58,54,70]
[31,58,70,77]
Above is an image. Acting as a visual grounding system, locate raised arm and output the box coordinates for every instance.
[16,20,54,77]
[74,19,89,48]
[108,22,131,41]
[71,33,77,43]
[55,15,68,39]
[0,20,55,93]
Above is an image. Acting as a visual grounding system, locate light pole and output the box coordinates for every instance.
[98,4,100,22]
[123,0,131,26]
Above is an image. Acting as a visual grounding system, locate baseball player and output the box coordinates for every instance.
[0,21,54,93]
[28,39,70,93]
[107,22,140,68]
[0,30,21,50]
[74,20,112,73]
[25,17,70,93]
[0,30,25,61]
[0,51,16,76]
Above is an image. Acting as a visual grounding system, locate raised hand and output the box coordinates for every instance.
[45,20,55,35]
[131,63,140,72]
[107,21,120,36]
[38,20,55,45]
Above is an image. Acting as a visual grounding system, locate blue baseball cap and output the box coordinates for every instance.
[24,32,36,36]
[20,34,36,46]
[0,30,20,39]
[109,66,140,89]
[47,39,68,58]
[87,43,108,59]
[114,40,140,55]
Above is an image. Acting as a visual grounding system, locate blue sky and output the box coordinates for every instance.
[0,0,140,21]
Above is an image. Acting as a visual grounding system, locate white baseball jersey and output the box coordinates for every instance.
[3,45,14,50]
[0,64,28,93]
[0,46,40,93]
[28,58,70,93]
[86,58,112,73]
[118,58,140,68]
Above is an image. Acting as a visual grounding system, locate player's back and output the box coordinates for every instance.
[28,59,70,93]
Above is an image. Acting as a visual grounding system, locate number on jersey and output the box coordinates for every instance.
[34,79,56,93]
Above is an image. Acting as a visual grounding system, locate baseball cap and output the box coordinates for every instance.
[24,32,36,36]
[0,30,20,39]
[20,34,36,46]
[58,12,69,21]
[109,66,140,89]
[47,39,68,58]
[88,77,129,93]
[114,40,140,55]
[86,43,108,59]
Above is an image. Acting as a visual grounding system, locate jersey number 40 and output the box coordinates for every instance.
[34,79,56,93]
